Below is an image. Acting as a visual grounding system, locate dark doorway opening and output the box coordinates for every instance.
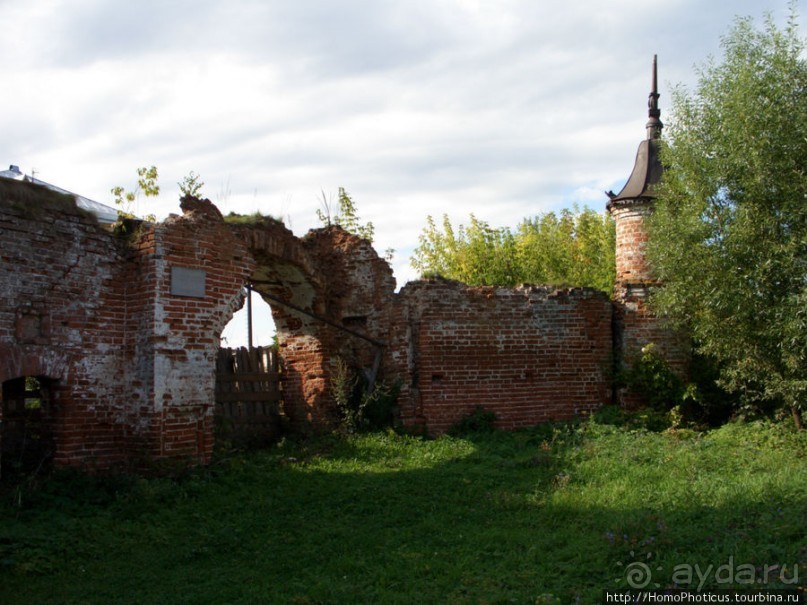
[1,376,56,478]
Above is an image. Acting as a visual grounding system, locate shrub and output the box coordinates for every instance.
[448,405,497,436]
[330,357,399,433]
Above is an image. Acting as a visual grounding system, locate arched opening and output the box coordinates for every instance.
[210,220,395,443]
[220,287,277,348]
[215,286,283,448]
[1,375,57,478]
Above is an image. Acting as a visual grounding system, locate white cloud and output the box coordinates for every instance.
[0,0,795,295]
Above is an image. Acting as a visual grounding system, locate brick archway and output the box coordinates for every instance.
[227,219,396,432]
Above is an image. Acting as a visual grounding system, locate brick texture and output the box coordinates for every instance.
[609,202,689,407]
[0,183,252,470]
[1,178,685,472]
[392,279,613,433]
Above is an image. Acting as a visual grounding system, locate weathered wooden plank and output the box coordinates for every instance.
[215,347,282,443]
[215,372,280,383]
[215,392,282,403]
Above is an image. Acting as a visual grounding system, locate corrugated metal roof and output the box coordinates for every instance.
[0,164,119,224]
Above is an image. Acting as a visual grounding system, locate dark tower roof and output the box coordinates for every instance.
[607,55,664,208]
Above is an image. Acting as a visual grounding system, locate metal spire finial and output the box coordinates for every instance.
[646,54,663,139]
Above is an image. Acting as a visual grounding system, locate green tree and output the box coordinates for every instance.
[411,207,615,293]
[178,170,205,198]
[317,187,394,259]
[317,187,375,242]
[411,214,519,285]
[516,207,615,293]
[111,165,159,221]
[648,9,806,426]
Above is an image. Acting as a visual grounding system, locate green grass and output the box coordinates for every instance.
[0,416,804,604]
[222,211,282,225]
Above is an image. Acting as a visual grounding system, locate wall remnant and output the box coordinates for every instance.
[392,279,613,434]
[1,175,687,472]
[0,181,254,471]
[226,220,397,432]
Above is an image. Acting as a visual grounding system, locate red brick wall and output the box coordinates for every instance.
[0,180,132,468]
[138,197,254,463]
[393,279,613,434]
[0,185,253,471]
[612,204,654,285]
[3,179,681,470]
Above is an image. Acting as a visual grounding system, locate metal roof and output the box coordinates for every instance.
[607,138,663,205]
[0,164,119,224]
[606,56,664,208]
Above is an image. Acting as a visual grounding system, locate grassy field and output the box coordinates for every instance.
[0,412,804,604]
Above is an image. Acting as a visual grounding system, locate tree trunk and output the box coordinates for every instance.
[791,405,803,431]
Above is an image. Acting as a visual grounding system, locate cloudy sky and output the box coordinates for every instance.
[0,0,796,292]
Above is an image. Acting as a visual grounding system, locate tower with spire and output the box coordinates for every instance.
[607,55,688,406]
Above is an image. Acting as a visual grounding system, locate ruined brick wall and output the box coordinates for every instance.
[0,180,132,468]
[0,184,253,470]
[393,279,613,434]
[230,222,397,432]
[227,218,324,429]
[290,227,396,429]
[134,197,254,462]
[1,180,640,470]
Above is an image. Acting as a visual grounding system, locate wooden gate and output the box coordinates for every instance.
[215,346,282,445]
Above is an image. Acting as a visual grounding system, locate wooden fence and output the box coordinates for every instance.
[215,346,282,445]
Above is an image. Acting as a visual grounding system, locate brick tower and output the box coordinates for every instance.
[607,56,687,405]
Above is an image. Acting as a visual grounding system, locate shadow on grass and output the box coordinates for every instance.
[0,422,804,605]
